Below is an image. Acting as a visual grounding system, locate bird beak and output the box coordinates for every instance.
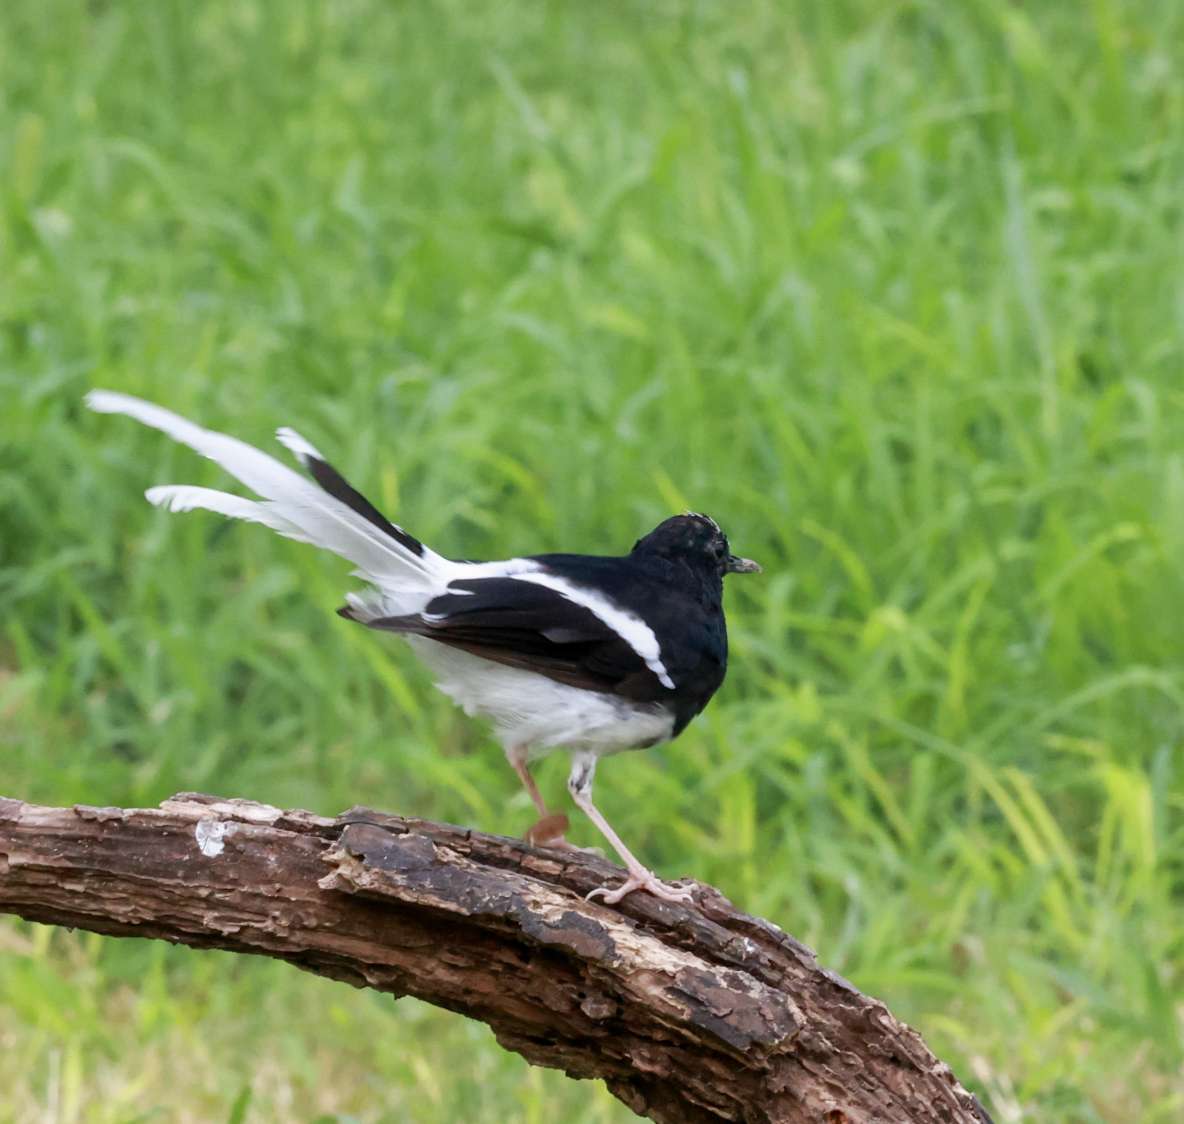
[726,555,761,574]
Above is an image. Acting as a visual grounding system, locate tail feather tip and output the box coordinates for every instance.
[85,389,130,413]
[275,426,324,465]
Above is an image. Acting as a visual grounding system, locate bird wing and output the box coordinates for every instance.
[353,575,672,701]
[88,392,722,719]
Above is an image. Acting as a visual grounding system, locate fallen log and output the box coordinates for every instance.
[0,793,992,1123]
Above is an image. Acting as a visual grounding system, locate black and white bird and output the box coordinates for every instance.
[87,391,761,905]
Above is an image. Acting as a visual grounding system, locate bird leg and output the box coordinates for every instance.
[567,754,695,906]
[507,744,549,817]
[506,745,579,849]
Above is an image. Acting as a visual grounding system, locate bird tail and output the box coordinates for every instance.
[86,391,445,600]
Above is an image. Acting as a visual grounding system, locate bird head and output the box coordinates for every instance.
[631,513,761,577]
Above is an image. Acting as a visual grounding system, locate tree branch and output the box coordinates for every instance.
[0,793,992,1124]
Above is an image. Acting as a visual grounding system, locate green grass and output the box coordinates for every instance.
[2,0,1183,1120]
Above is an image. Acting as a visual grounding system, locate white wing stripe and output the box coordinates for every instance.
[511,571,675,690]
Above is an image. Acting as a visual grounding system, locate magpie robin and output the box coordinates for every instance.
[87,391,760,905]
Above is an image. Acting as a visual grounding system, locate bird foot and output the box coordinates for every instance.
[586,867,696,906]
[526,811,569,847]
[525,812,596,853]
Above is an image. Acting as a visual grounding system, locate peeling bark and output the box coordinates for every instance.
[0,794,992,1124]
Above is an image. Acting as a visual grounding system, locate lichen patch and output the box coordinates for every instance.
[195,817,227,858]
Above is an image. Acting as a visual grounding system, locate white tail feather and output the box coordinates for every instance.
[145,485,313,543]
[87,390,443,592]
[343,589,403,621]
[274,426,324,464]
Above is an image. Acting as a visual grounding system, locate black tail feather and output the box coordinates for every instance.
[301,455,426,558]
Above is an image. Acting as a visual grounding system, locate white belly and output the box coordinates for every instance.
[405,636,674,758]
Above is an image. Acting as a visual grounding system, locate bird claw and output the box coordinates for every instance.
[586,869,696,906]
[526,812,571,848]
[545,838,600,855]
[526,813,598,854]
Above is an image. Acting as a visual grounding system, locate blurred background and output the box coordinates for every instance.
[2,1,1183,1120]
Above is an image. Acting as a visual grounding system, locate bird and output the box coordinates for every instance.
[86,390,761,905]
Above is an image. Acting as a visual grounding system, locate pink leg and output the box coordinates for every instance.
[506,745,548,818]
[567,755,695,906]
[506,745,583,850]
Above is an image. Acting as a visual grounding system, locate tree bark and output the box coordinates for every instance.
[0,793,992,1124]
